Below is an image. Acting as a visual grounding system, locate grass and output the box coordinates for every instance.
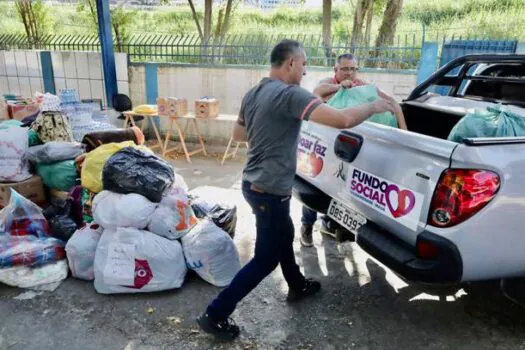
[0,0,523,44]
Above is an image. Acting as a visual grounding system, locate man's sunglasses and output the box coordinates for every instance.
[339,67,360,72]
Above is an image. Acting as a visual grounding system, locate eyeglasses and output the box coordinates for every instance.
[339,67,359,72]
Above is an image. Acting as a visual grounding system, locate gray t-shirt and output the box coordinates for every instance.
[238,78,322,196]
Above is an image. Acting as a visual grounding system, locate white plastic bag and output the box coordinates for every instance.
[65,223,103,280]
[148,183,197,240]
[26,142,85,164]
[0,259,68,290]
[0,126,31,182]
[92,191,157,230]
[181,219,241,287]
[94,227,187,294]
[148,205,197,240]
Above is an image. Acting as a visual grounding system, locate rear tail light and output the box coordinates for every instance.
[427,169,500,228]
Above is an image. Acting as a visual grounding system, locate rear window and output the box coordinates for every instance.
[459,63,525,104]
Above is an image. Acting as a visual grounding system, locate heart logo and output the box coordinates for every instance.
[385,184,416,218]
[309,153,324,177]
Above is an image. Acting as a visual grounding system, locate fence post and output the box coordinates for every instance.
[416,42,438,85]
[96,0,118,108]
[145,63,160,137]
[39,51,56,94]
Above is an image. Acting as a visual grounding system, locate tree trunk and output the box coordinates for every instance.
[203,0,212,42]
[220,0,234,38]
[322,0,333,64]
[363,0,374,46]
[350,0,366,49]
[187,0,203,40]
[375,0,403,47]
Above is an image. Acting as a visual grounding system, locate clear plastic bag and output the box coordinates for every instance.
[0,189,50,237]
[0,235,66,267]
[0,259,68,290]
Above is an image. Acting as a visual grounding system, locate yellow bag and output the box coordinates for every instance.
[81,141,151,193]
[133,104,157,115]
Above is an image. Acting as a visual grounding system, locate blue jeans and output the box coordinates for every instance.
[206,181,306,321]
[301,206,318,226]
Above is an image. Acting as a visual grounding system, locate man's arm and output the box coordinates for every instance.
[233,97,248,142]
[233,122,247,142]
[308,98,396,130]
[377,89,408,130]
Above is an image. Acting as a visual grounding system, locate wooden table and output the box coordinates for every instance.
[162,114,208,163]
[122,110,163,152]
[215,114,248,165]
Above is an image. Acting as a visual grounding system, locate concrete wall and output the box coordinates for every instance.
[0,50,129,105]
[128,64,417,144]
[129,64,418,114]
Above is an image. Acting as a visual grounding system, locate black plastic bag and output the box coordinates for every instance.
[190,196,237,238]
[43,199,78,242]
[102,147,174,203]
[208,204,237,239]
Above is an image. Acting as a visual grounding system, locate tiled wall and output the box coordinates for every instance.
[0,51,44,98]
[0,50,129,105]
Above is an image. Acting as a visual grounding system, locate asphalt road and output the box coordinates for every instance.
[1,159,524,350]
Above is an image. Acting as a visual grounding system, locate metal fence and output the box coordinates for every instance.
[0,33,422,69]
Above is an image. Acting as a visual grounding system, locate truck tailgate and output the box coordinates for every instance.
[298,121,458,245]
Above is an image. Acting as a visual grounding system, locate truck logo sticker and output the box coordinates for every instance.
[347,166,424,231]
[385,184,415,218]
[298,132,327,178]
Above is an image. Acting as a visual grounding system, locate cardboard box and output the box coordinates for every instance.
[157,97,188,118]
[7,101,40,121]
[0,175,47,209]
[195,98,220,119]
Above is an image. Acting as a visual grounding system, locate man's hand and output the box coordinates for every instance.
[340,80,353,89]
[371,98,397,115]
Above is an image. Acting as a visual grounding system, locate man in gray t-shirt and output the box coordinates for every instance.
[198,40,396,341]
[239,77,322,196]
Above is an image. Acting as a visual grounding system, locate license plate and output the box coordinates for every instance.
[327,199,367,235]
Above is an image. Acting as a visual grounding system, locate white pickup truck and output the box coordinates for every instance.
[293,54,525,288]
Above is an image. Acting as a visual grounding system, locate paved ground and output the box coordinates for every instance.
[1,158,525,350]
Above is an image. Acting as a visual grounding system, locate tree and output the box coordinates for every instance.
[79,0,134,52]
[375,0,403,47]
[350,0,374,49]
[187,0,238,42]
[322,0,334,64]
[15,0,52,47]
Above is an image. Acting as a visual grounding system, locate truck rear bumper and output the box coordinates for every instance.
[292,175,463,284]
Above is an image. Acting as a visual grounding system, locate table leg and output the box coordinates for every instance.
[162,119,173,157]
[192,119,208,156]
[149,116,163,151]
[221,136,234,166]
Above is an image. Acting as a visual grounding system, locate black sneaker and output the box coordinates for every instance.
[300,224,314,247]
[287,278,321,302]
[319,218,337,238]
[197,313,240,341]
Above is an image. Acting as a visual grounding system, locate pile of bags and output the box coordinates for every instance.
[0,88,241,294]
[68,141,241,294]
